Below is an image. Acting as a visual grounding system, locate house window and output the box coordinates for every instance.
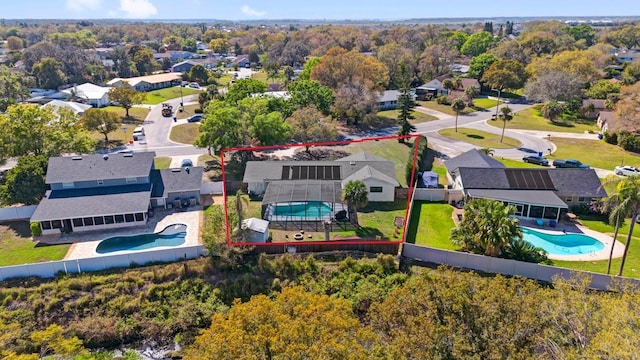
[97,179,104,186]
[115,215,125,223]
[41,221,52,230]
[93,217,104,225]
[134,213,144,222]
[62,182,74,189]
[370,186,383,193]
[125,214,135,222]
[565,197,573,202]
[578,197,587,202]
[126,177,137,184]
[104,216,115,224]
[83,217,94,226]
[51,220,62,229]
[72,218,83,227]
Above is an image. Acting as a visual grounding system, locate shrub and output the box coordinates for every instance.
[617,131,640,153]
[194,108,203,114]
[603,131,617,145]
[436,96,450,105]
[30,222,42,236]
[405,135,428,185]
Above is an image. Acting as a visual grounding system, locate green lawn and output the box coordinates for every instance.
[486,106,598,134]
[548,138,640,170]
[377,109,438,124]
[143,86,201,105]
[496,157,546,169]
[431,164,449,186]
[417,100,474,116]
[406,201,456,249]
[552,216,640,278]
[169,123,199,144]
[95,106,149,147]
[472,98,502,110]
[345,139,413,187]
[217,73,233,87]
[154,157,172,169]
[438,128,522,149]
[177,104,201,118]
[0,222,70,266]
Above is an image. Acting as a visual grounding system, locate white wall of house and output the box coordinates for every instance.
[247,182,266,196]
[362,178,395,202]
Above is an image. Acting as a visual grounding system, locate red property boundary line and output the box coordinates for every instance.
[221,134,422,247]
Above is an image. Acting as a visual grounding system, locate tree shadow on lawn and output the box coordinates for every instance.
[467,134,485,139]
[353,226,385,239]
[360,201,407,213]
[0,221,31,238]
[121,116,144,125]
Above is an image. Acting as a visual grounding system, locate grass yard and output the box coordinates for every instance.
[143,86,201,105]
[438,128,522,149]
[103,106,150,121]
[486,106,598,134]
[154,156,172,169]
[406,201,456,249]
[430,164,449,186]
[198,154,222,182]
[417,100,473,116]
[552,215,640,278]
[377,109,438,124]
[93,106,150,147]
[0,222,70,266]
[177,104,201,119]
[472,98,502,110]
[548,138,640,170]
[169,123,199,144]
[344,138,413,187]
[496,157,546,169]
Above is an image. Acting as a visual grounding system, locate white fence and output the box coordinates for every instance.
[0,245,206,282]
[414,188,446,201]
[402,243,640,291]
[201,182,223,195]
[0,205,37,222]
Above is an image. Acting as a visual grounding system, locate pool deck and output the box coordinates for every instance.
[520,219,625,261]
[63,208,201,260]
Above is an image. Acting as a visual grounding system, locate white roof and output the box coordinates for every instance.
[62,83,110,100]
[241,218,269,233]
[43,100,92,114]
[107,73,182,87]
[342,165,399,186]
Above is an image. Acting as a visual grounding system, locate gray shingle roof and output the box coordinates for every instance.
[458,168,510,189]
[31,187,151,221]
[151,167,204,198]
[343,165,399,186]
[444,149,505,173]
[467,189,568,208]
[46,152,156,184]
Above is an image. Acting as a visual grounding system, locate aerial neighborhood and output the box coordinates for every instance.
[1,4,640,358]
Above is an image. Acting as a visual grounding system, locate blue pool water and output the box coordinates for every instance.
[96,224,187,254]
[521,227,605,255]
[273,201,332,218]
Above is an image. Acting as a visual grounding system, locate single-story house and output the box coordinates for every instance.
[62,83,111,107]
[107,73,182,92]
[418,74,452,97]
[616,49,640,63]
[232,55,251,68]
[31,152,204,235]
[171,60,199,73]
[597,111,620,133]
[43,100,92,115]
[377,90,416,110]
[582,98,606,119]
[443,149,606,221]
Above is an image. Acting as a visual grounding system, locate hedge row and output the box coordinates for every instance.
[405,135,429,186]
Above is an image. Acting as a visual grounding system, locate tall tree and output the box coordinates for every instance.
[541,101,565,123]
[451,98,466,133]
[342,180,369,226]
[481,59,528,93]
[249,112,291,146]
[451,198,522,257]
[195,100,243,155]
[6,36,24,51]
[188,64,209,84]
[286,79,335,116]
[601,183,628,275]
[0,65,30,112]
[603,175,640,276]
[285,106,339,151]
[467,53,499,80]
[464,85,480,106]
[32,57,66,89]
[0,155,48,205]
[460,31,496,57]
[396,66,417,141]
[524,70,585,103]
[225,78,267,105]
[498,106,513,143]
[80,109,121,146]
[107,84,146,117]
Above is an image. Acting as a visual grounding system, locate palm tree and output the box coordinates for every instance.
[442,78,454,95]
[464,85,480,107]
[541,101,564,123]
[451,76,462,91]
[499,106,513,143]
[601,187,628,275]
[342,180,369,226]
[451,198,521,257]
[479,147,494,156]
[602,175,640,276]
[451,98,466,132]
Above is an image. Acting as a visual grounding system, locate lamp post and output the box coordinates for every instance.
[179,84,184,112]
[492,88,502,120]
[122,126,127,144]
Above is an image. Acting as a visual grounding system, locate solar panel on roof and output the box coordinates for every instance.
[292,166,300,179]
[281,166,290,180]
[505,169,554,190]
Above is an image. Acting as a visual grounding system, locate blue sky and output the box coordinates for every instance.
[3,0,639,20]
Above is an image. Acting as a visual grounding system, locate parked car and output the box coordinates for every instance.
[181,158,193,168]
[614,165,640,176]
[522,155,549,166]
[187,114,203,122]
[132,126,144,141]
[188,82,200,89]
[552,159,589,168]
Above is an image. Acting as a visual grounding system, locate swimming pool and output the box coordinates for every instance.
[521,227,605,255]
[96,224,187,254]
[272,201,333,218]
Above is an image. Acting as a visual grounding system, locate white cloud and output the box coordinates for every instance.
[119,0,157,18]
[241,5,266,17]
[66,0,102,12]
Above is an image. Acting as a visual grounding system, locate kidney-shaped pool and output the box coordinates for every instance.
[521,227,605,256]
[96,224,187,254]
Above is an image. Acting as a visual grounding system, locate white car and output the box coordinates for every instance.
[614,165,640,176]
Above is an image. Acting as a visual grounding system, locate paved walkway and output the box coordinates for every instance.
[415,106,450,120]
[64,207,202,260]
